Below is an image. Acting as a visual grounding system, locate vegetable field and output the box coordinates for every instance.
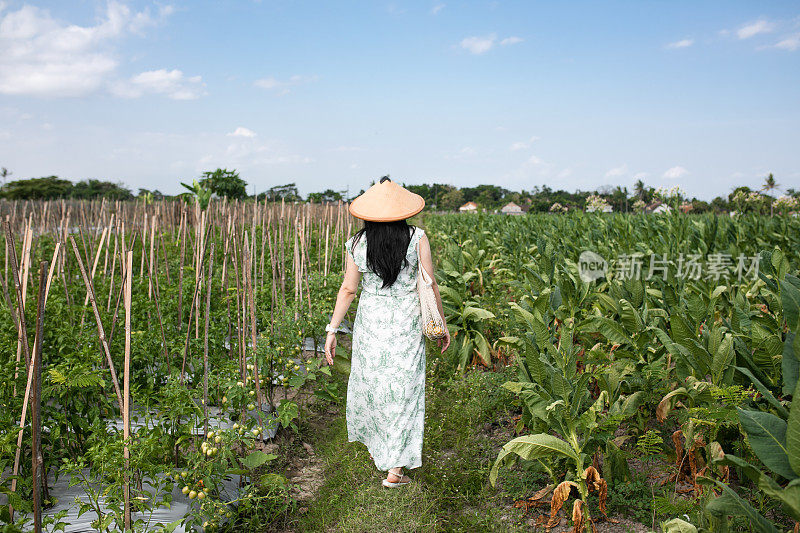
[1,201,799,532]
[427,211,800,532]
[0,199,349,532]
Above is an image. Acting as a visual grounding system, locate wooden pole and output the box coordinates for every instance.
[178,209,186,331]
[31,261,48,533]
[68,235,124,411]
[245,233,265,431]
[123,251,132,531]
[203,242,214,436]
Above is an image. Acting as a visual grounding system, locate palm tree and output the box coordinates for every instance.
[762,173,780,216]
[634,179,647,204]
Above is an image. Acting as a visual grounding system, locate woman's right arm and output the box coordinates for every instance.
[324,252,361,365]
[418,234,451,353]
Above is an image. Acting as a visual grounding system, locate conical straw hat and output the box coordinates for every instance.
[349,180,425,222]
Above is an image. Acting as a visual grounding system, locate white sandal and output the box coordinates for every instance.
[382,467,411,488]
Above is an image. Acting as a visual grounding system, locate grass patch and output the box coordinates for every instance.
[284,354,528,532]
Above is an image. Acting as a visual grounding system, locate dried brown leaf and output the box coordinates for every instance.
[571,499,585,533]
[547,481,578,528]
[584,466,609,519]
[529,483,555,502]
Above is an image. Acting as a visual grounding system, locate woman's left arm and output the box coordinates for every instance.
[324,252,361,365]
[419,234,451,354]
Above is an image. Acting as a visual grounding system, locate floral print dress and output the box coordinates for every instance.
[344,227,426,471]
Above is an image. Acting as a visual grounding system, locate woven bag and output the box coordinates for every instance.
[417,242,446,340]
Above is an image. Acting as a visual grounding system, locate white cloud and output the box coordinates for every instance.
[431,3,445,15]
[775,33,800,51]
[460,34,496,54]
[604,164,628,178]
[0,1,186,98]
[113,69,205,100]
[665,38,694,49]
[459,34,522,54]
[663,166,688,179]
[632,172,649,181]
[527,154,544,165]
[128,4,174,34]
[737,19,774,39]
[500,36,523,46]
[254,74,318,93]
[509,136,540,150]
[228,127,256,138]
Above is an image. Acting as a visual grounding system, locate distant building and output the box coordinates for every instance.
[679,202,693,213]
[458,201,478,213]
[501,202,524,215]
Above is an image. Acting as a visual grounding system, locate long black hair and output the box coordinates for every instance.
[352,178,416,288]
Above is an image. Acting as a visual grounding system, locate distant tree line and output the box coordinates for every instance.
[0,176,134,200]
[2,167,796,215]
[402,176,799,214]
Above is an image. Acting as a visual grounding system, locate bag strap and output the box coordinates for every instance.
[416,239,433,285]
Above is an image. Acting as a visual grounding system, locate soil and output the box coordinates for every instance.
[539,515,653,532]
[283,402,338,506]
[285,441,325,503]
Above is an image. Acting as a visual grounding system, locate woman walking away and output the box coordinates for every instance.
[324,177,450,488]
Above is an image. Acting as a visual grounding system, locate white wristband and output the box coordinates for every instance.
[325,324,338,334]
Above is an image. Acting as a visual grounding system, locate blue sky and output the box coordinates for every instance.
[0,1,798,200]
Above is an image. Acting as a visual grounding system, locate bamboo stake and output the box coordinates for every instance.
[107,231,118,312]
[31,261,48,533]
[5,221,32,371]
[178,209,186,330]
[140,212,147,278]
[5,254,47,524]
[151,234,170,372]
[180,225,212,382]
[203,242,215,436]
[69,235,124,411]
[123,250,132,531]
[83,226,108,307]
[244,234,266,433]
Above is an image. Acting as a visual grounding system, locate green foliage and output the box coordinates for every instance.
[180,179,213,209]
[306,189,343,203]
[199,168,247,200]
[0,176,133,200]
[258,183,300,202]
[0,176,69,199]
